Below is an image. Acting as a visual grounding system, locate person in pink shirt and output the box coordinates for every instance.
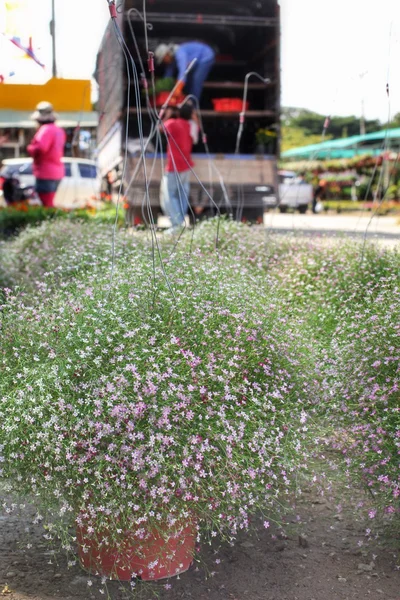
[27,101,66,208]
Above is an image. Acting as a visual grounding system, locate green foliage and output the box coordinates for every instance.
[154,77,176,94]
[280,154,400,201]
[282,107,381,138]
[281,125,329,152]
[281,154,381,173]
[384,112,400,129]
[255,128,277,145]
[0,204,125,238]
[0,206,72,238]
[86,204,125,225]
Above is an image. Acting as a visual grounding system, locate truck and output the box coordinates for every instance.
[95,0,281,225]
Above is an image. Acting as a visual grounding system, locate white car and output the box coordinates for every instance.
[0,157,101,209]
[263,170,314,214]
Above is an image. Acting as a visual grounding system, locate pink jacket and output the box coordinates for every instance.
[27,123,66,180]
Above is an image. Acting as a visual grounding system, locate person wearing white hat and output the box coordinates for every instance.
[27,102,66,208]
[155,41,215,102]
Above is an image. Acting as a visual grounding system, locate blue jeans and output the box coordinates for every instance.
[35,178,62,207]
[185,57,215,100]
[36,179,61,194]
[164,170,190,228]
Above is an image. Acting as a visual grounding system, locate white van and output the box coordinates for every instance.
[0,157,101,209]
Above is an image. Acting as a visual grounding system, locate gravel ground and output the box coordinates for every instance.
[1,488,399,600]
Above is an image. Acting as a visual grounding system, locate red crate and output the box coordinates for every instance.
[212,98,249,112]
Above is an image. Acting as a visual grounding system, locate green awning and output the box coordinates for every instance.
[282,127,400,160]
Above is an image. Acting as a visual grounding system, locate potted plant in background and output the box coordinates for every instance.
[255,128,277,155]
[141,77,178,107]
[0,249,315,585]
[153,77,184,106]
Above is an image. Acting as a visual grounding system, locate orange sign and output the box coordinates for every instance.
[0,78,92,111]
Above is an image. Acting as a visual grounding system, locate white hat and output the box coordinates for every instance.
[154,43,177,64]
[31,101,58,123]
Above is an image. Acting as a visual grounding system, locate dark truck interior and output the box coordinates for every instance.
[123,0,280,154]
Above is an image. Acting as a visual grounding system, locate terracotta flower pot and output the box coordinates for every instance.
[77,520,196,581]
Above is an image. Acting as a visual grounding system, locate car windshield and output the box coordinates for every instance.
[78,163,97,179]
[1,161,85,179]
[0,162,33,177]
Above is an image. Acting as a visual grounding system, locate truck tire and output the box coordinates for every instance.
[298,205,308,214]
[126,205,159,227]
[278,206,288,214]
[239,207,264,224]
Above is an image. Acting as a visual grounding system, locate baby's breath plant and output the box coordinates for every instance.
[0,219,142,293]
[0,247,316,575]
[322,269,400,518]
[3,214,397,577]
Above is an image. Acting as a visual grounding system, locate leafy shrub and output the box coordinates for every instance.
[0,204,125,239]
[0,206,72,238]
[154,77,176,94]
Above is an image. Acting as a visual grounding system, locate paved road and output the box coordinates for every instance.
[157,212,399,246]
[263,212,400,245]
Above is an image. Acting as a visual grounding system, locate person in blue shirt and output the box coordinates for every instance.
[155,42,215,101]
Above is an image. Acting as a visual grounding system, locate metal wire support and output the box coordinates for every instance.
[321,116,330,142]
[235,72,271,155]
[126,7,153,31]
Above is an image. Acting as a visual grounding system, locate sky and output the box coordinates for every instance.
[1,0,399,122]
[279,0,400,122]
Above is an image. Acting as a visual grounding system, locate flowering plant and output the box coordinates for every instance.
[1,216,399,586]
[0,246,315,577]
[255,128,277,145]
[322,265,400,518]
[0,220,137,292]
[265,235,400,520]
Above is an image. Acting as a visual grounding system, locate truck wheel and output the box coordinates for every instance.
[278,206,288,214]
[298,205,308,214]
[240,207,264,223]
[126,205,159,227]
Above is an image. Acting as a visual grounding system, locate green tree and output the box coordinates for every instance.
[384,112,400,129]
[281,125,330,153]
[282,108,381,138]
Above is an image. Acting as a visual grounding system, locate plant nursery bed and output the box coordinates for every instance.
[0,490,399,600]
